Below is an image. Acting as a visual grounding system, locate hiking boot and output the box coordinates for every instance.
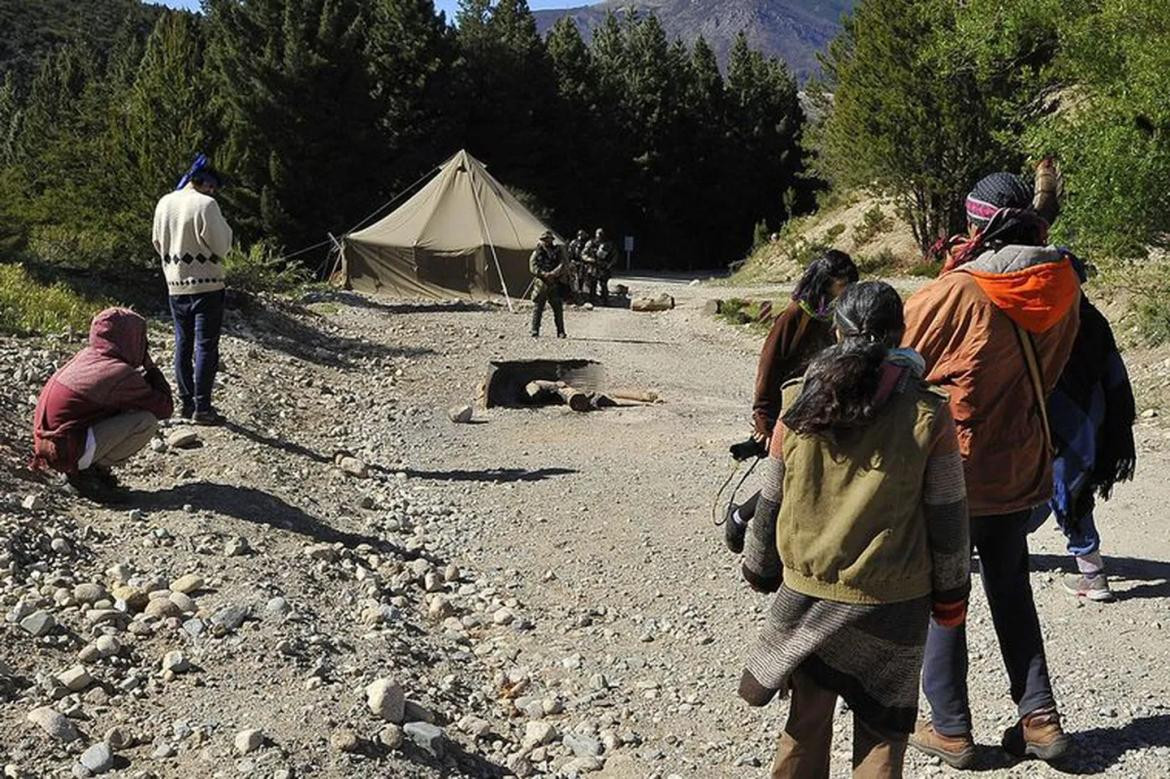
[1002,706,1071,762]
[90,466,121,490]
[556,332,567,339]
[179,402,195,421]
[67,470,129,505]
[1063,573,1115,602]
[192,408,225,426]
[909,721,976,769]
[724,504,747,554]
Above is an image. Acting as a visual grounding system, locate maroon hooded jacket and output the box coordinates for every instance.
[32,308,174,473]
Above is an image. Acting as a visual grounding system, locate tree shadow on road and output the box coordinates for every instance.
[222,420,332,464]
[1030,553,1170,601]
[375,466,577,483]
[134,481,428,559]
[308,291,492,316]
[229,296,433,369]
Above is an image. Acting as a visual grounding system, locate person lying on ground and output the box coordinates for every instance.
[739,280,970,779]
[724,249,859,554]
[904,167,1081,768]
[31,308,175,504]
[1028,266,1137,603]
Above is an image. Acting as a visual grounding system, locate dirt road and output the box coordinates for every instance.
[363,275,1170,778]
[2,275,1167,778]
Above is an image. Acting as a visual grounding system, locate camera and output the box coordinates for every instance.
[729,436,766,461]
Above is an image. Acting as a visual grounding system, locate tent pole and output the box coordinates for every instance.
[469,180,515,313]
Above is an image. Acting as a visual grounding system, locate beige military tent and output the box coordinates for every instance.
[338,150,553,302]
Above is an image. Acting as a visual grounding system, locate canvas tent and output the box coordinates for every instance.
[338,150,553,302]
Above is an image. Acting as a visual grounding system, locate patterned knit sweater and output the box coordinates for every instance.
[152,187,233,296]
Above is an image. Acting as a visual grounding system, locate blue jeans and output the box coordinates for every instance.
[169,290,225,414]
[1027,504,1101,558]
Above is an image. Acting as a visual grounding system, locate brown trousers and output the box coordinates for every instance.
[771,670,907,779]
[90,411,157,468]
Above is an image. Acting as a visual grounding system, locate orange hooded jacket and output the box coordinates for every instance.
[902,245,1080,516]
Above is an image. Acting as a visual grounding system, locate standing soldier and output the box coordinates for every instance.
[567,229,589,301]
[530,231,567,339]
[583,228,617,305]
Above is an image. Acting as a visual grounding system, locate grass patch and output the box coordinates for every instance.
[0,263,112,336]
[1097,259,1170,346]
[224,242,311,295]
[855,248,899,276]
[852,205,892,248]
[906,259,940,278]
[715,298,784,333]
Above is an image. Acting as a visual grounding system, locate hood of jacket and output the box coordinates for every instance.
[956,245,1080,334]
[88,308,147,367]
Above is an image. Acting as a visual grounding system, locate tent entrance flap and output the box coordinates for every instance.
[339,150,554,301]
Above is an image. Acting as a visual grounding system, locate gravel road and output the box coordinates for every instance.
[1,276,1168,778]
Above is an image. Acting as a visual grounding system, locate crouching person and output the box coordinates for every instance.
[738,282,971,779]
[32,308,174,503]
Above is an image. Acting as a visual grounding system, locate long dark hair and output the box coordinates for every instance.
[792,249,859,317]
[782,281,905,435]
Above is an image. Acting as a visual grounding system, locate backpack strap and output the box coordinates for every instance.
[1014,323,1054,455]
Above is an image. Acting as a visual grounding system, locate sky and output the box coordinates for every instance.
[154,1,598,17]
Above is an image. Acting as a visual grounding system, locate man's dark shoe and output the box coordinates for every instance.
[909,721,977,769]
[90,465,121,490]
[67,470,129,505]
[530,332,539,338]
[192,409,225,426]
[1002,707,1071,762]
[557,332,567,339]
[724,503,747,554]
[179,403,195,421]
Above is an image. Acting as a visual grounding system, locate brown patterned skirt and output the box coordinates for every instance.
[740,584,931,734]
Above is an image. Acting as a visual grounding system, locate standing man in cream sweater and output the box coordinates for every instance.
[152,157,233,425]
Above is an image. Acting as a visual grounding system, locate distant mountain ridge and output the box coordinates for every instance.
[533,0,853,81]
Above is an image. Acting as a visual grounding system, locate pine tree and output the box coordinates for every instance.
[816,0,1016,251]
[207,0,384,256]
[366,0,459,195]
[107,10,210,255]
[453,0,557,206]
[545,18,599,232]
[726,34,803,248]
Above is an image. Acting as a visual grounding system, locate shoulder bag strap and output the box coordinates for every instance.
[1014,323,1054,455]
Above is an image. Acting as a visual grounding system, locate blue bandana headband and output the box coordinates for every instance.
[176,153,210,191]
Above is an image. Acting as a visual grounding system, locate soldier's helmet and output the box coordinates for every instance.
[540,230,555,242]
[595,228,606,239]
[577,230,588,240]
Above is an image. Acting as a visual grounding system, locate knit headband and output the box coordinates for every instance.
[965,172,1033,227]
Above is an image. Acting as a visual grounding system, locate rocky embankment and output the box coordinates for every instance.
[0,295,632,778]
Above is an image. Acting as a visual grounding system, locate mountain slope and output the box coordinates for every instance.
[0,0,161,83]
[533,0,853,81]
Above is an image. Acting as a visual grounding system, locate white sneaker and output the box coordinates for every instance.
[1062,573,1115,602]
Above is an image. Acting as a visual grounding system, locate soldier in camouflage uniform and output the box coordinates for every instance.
[583,228,617,305]
[529,231,567,338]
[567,229,589,301]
